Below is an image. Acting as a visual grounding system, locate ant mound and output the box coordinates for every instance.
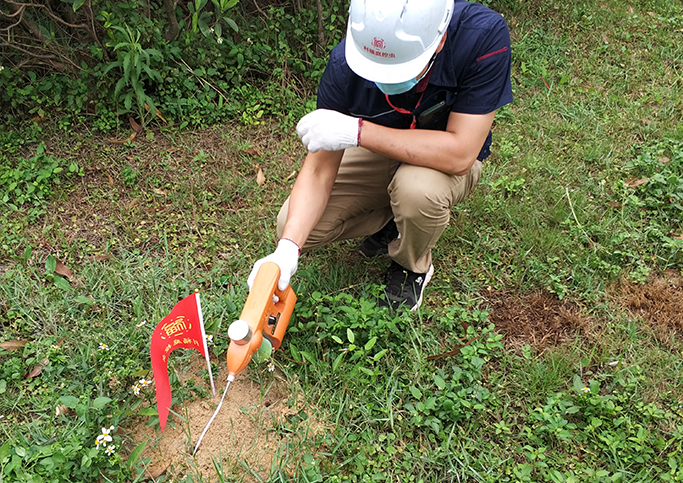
[129,352,310,482]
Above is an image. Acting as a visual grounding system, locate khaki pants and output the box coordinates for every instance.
[277,147,482,274]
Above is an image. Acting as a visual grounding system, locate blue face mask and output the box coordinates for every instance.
[374,78,418,95]
[374,52,439,96]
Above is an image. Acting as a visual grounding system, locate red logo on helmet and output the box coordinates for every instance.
[372,37,385,50]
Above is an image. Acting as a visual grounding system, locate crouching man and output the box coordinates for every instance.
[249,0,513,310]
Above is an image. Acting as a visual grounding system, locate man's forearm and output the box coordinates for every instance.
[359,111,496,176]
[280,150,344,247]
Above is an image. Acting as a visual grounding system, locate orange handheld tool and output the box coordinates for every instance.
[193,262,296,455]
[225,262,297,381]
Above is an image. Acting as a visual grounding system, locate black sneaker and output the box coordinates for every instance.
[359,219,399,258]
[379,260,434,311]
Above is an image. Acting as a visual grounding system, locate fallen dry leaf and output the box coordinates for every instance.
[144,103,168,124]
[658,156,670,164]
[129,117,143,133]
[54,258,73,280]
[108,173,114,186]
[606,202,622,209]
[152,188,168,196]
[602,33,609,45]
[628,4,634,14]
[624,177,648,189]
[55,404,73,417]
[256,165,266,187]
[242,147,261,157]
[673,232,683,240]
[110,131,137,145]
[0,340,29,351]
[641,118,652,125]
[25,358,49,379]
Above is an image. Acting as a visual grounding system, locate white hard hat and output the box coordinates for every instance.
[345,0,454,84]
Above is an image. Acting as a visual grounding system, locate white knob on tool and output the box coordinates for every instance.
[228,320,251,344]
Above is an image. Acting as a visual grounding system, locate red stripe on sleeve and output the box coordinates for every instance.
[477,46,509,62]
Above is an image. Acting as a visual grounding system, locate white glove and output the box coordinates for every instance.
[247,238,300,292]
[296,109,361,152]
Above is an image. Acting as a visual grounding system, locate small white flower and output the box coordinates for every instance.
[98,343,110,351]
[267,362,275,372]
[51,344,58,349]
[139,379,151,387]
[217,37,223,44]
[136,320,147,327]
[105,445,116,455]
[100,426,114,446]
[96,430,112,446]
[133,383,141,396]
[582,387,590,393]
[206,334,213,343]
[210,27,214,33]
[0,66,4,72]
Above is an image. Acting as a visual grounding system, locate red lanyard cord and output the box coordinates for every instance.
[384,91,425,129]
[383,65,433,129]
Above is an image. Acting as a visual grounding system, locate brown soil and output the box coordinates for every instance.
[610,269,683,344]
[24,121,301,263]
[129,352,315,482]
[484,291,593,351]
[484,270,683,353]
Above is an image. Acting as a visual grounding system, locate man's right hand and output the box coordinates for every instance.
[247,238,300,292]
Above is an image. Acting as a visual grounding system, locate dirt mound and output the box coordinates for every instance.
[485,292,592,351]
[612,269,683,342]
[129,352,313,482]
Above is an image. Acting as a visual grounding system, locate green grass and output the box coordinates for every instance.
[2,0,683,481]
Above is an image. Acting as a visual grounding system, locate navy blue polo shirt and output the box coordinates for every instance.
[317,0,513,159]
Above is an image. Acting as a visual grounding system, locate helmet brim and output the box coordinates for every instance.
[344,22,443,84]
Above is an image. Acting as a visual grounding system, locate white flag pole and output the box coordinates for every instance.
[195,292,216,397]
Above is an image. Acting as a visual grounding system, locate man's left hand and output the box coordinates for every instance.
[296,109,361,152]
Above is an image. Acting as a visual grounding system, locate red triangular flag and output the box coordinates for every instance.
[151,293,215,432]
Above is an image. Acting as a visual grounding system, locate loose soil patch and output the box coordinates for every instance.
[129,352,317,482]
[611,270,683,344]
[484,291,593,351]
